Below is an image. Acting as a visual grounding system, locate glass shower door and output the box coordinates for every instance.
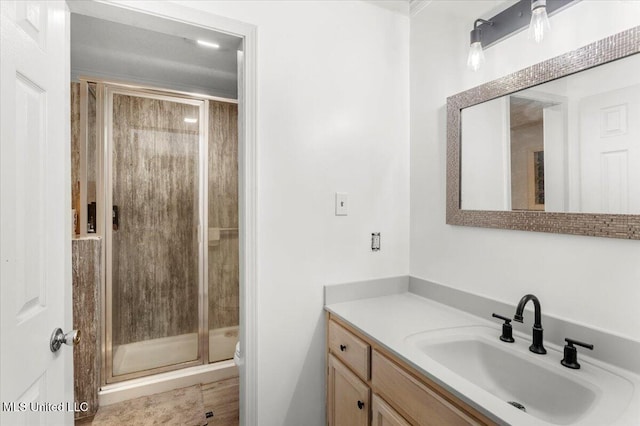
[106,88,205,381]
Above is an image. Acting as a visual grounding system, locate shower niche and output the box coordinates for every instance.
[73,80,239,384]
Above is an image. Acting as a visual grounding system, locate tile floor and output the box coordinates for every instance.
[76,377,239,426]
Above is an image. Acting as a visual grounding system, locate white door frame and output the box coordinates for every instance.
[66,1,258,424]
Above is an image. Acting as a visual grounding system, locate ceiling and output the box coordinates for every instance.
[71,13,242,99]
[69,0,512,97]
[510,96,557,129]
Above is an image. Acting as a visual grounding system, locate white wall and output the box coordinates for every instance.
[410,0,640,342]
[460,97,509,210]
[542,104,566,212]
[160,2,409,425]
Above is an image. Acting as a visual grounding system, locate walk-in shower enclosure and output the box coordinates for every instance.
[74,80,239,384]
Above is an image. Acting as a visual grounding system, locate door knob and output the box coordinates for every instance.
[50,328,80,352]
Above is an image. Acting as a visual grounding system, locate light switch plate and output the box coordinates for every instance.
[335,192,348,216]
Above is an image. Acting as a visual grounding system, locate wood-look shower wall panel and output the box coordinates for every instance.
[208,101,239,331]
[153,99,199,334]
[71,82,80,212]
[72,237,101,420]
[111,94,200,346]
[70,82,97,233]
[87,83,97,203]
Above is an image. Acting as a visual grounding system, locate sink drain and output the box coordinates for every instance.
[508,401,527,412]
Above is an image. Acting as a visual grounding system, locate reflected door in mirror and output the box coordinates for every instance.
[459,54,640,215]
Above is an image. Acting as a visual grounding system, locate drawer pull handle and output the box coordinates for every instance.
[339,344,347,351]
[357,400,364,410]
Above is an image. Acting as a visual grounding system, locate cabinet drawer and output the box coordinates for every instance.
[372,350,480,426]
[328,320,370,380]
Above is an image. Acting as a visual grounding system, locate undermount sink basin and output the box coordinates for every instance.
[404,326,635,425]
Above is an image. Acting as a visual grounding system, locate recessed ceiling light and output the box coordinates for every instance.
[184,118,198,124]
[197,40,220,49]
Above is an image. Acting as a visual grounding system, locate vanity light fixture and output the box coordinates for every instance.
[467,19,493,72]
[196,39,220,49]
[529,0,551,43]
[184,117,198,124]
[466,0,576,71]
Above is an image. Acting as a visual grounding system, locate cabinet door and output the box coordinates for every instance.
[328,354,369,426]
[372,394,411,426]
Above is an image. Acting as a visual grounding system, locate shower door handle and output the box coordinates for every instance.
[112,205,119,231]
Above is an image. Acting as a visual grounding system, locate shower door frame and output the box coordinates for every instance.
[102,82,211,384]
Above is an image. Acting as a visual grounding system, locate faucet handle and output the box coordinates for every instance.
[492,313,511,323]
[561,338,594,369]
[491,313,515,343]
[565,338,594,350]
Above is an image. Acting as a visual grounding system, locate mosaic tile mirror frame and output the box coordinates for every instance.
[447,26,640,239]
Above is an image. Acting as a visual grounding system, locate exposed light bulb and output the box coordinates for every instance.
[467,41,485,71]
[529,0,550,43]
[467,21,490,72]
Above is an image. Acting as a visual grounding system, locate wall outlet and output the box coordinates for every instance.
[335,192,348,216]
[371,232,380,251]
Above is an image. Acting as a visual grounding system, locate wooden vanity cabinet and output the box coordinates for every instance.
[372,350,480,426]
[327,315,371,426]
[326,314,495,426]
[371,394,411,426]
[327,354,370,426]
[328,319,370,381]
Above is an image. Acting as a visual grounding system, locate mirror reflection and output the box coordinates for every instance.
[461,54,640,214]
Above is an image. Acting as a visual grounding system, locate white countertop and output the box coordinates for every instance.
[325,292,640,426]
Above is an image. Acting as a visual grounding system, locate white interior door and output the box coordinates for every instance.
[542,103,567,212]
[579,85,640,214]
[1,1,72,424]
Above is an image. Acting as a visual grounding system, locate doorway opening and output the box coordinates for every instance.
[67,3,255,419]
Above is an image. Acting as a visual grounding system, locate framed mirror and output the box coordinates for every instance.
[447,26,640,239]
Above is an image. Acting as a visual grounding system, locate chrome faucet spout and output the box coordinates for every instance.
[513,294,546,355]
